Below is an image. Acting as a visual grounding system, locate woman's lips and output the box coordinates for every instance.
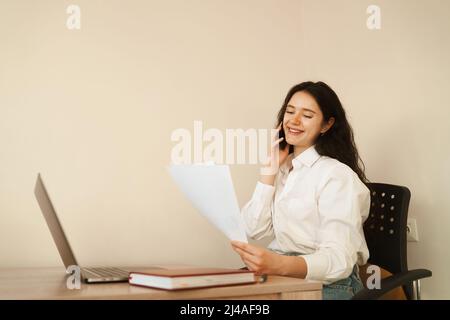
[287,128,304,136]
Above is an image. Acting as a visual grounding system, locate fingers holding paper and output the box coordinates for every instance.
[230,241,285,276]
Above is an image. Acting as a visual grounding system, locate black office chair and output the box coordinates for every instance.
[352,183,432,300]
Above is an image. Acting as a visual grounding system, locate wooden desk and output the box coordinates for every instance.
[0,267,322,300]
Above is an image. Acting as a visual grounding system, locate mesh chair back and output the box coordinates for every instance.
[363,183,412,299]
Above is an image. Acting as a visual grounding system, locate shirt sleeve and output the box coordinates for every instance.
[241,181,276,240]
[301,164,370,284]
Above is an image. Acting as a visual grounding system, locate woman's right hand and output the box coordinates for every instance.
[260,124,290,185]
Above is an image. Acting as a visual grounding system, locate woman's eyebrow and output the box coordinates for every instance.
[287,104,316,114]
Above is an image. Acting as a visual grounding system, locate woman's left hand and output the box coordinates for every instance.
[230,241,285,275]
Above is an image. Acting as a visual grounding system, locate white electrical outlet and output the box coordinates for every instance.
[407,218,419,242]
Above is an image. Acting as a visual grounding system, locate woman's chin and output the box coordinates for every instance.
[285,137,298,145]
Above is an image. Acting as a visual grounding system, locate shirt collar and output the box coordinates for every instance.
[280,145,321,173]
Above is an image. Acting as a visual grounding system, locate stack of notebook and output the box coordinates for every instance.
[128,267,259,290]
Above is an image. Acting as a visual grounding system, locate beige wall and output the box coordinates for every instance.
[1,0,449,299]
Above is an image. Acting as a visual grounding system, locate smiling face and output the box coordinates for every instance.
[283,91,335,156]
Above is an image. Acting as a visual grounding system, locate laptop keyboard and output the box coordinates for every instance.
[82,267,129,279]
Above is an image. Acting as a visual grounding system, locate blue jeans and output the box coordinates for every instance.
[322,264,364,300]
[278,251,364,300]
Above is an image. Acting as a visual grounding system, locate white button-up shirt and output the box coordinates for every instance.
[241,145,370,284]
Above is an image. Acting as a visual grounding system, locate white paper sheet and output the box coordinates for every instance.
[168,164,248,243]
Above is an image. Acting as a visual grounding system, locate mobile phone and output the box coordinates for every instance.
[278,123,294,154]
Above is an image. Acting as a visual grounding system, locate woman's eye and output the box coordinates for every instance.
[303,115,313,119]
[285,111,294,114]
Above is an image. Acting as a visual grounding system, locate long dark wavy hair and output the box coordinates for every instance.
[276,81,368,184]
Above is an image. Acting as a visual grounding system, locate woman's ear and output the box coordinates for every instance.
[321,117,335,134]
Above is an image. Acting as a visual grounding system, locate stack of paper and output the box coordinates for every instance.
[168,164,248,243]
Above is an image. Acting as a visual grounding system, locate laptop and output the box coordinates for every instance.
[34,173,161,283]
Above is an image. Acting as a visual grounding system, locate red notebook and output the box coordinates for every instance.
[128,267,258,290]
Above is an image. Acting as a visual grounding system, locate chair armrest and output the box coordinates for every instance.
[352,269,432,300]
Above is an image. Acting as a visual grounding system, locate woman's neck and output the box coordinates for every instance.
[293,144,313,158]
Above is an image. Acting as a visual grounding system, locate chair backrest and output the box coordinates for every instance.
[363,183,412,299]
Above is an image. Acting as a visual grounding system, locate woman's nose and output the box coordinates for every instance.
[291,112,301,124]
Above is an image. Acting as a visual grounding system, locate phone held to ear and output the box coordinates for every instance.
[278,124,294,154]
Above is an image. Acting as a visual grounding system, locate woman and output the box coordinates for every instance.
[231,81,370,300]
